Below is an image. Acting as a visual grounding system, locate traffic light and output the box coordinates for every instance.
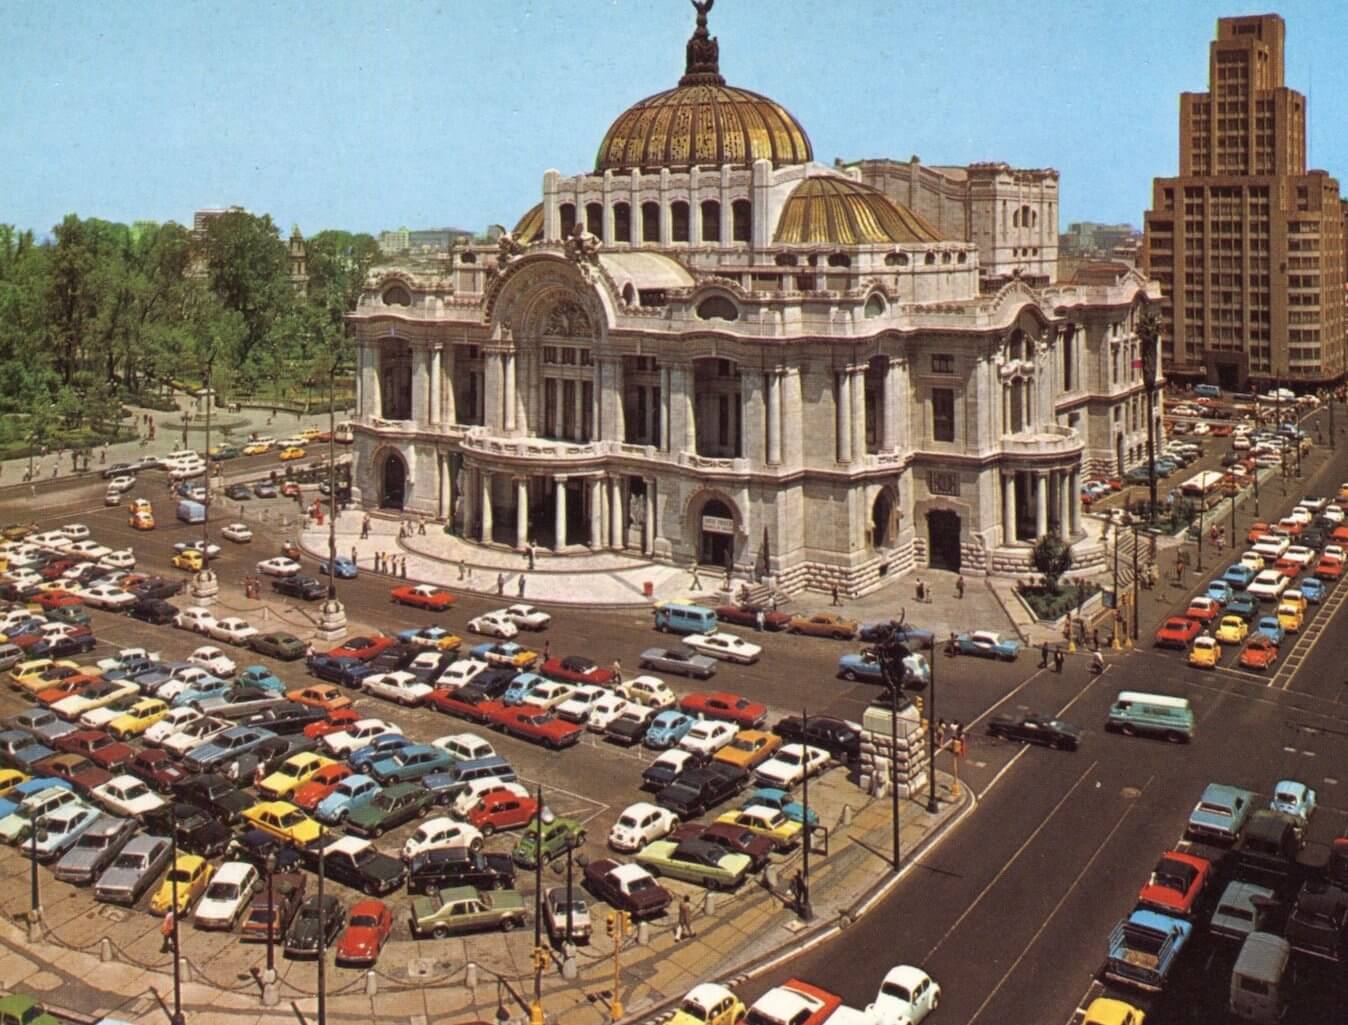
[620,911,632,934]
[532,946,548,972]
[605,912,615,937]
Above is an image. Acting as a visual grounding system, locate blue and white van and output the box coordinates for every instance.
[1194,383,1222,399]
[1106,690,1194,743]
[176,500,206,525]
[652,601,718,635]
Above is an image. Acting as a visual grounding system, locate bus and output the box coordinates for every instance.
[334,421,354,444]
[1180,470,1225,509]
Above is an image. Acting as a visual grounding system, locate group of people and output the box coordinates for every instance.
[241,575,263,599]
[397,518,428,539]
[495,571,526,597]
[375,552,407,576]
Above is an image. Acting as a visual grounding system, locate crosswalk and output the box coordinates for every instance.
[1271,576,1348,690]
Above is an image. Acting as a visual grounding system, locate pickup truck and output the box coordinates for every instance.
[1104,908,1193,991]
[410,885,527,938]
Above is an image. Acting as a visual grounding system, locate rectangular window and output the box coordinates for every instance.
[932,388,955,442]
[930,353,954,374]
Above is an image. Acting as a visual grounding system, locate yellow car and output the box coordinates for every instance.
[242,441,271,456]
[108,698,169,740]
[171,549,203,572]
[297,427,322,441]
[10,658,78,687]
[0,769,30,798]
[1214,615,1248,645]
[150,854,213,916]
[712,805,803,850]
[278,447,306,461]
[256,753,338,800]
[1081,996,1146,1025]
[1239,551,1264,573]
[1276,602,1303,634]
[130,511,155,530]
[1280,590,1308,615]
[1187,635,1219,669]
[713,729,781,771]
[670,984,746,1025]
[242,800,325,846]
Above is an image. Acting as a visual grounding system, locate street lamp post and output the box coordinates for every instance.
[1130,522,1140,643]
[262,849,278,1006]
[317,845,327,1025]
[29,815,46,929]
[316,356,347,639]
[531,790,546,1025]
[191,362,220,608]
[925,638,938,814]
[799,707,813,921]
[169,802,184,1025]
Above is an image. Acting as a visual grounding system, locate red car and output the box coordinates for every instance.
[1153,616,1201,650]
[31,590,84,611]
[1314,555,1344,580]
[1184,597,1221,624]
[714,605,792,631]
[1247,522,1271,544]
[425,687,503,724]
[292,763,353,811]
[335,899,393,966]
[1331,525,1348,544]
[326,635,395,662]
[38,559,79,581]
[669,821,774,870]
[465,787,540,835]
[9,626,53,651]
[36,753,113,793]
[304,708,361,739]
[754,980,843,1025]
[1137,850,1212,917]
[34,675,98,707]
[679,691,769,729]
[541,655,615,687]
[55,729,134,771]
[127,748,189,793]
[1239,635,1279,670]
[1272,557,1302,579]
[389,584,455,611]
[488,704,584,750]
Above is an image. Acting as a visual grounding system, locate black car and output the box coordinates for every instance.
[472,668,519,700]
[772,715,861,763]
[656,763,749,819]
[249,631,307,662]
[224,483,252,500]
[141,801,232,858]
[285,894,344,957]
[1300,528,1326,550]
[407,847,516,896]
[367,644,420,674]
[102,462,136,480]
[986,713,1081,751]
[238,734,318,780]
[130,598,178,625]
[126,576,184,602]
[32,632,97,658]
[228,829,303,874]
[239,704,327,736]
[640,750,706,790]
[304,837,407,896]
[605,710,652,746]
[253,482,279,499]
[272,575,326,601]
[306,655,374,687]
[171,773,254,824]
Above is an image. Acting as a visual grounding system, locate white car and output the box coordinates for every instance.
[587,694,634,733]
[98,549,136,570]
[174,607,218,634]
[256,557,301,577]
[866,965,941,1025]
[466,612,518,639]
[1297,495,1326,512]
[155,666,221,704]
[66,540,112,561]
[401,816,485,863]
[209,617,259,646]
[754,744,831,789]
[363,671,433,706]
[51,681,139,721]
[168,461,206,480]
[221,523,253,543]
[678,720,737,757]
[80,584,137,611]
[194,861,259,929]
[187,646,237,678]
[173,540,222,559]
[144,706,203,746]
[90,775,166,819]
[1288,507,1314,525]
[161,716,232,758]
[430,732,495,764]
[503,604,552,631]
[321,717,398,756]
[681,632,762,664]
[556,684,607,724]
[520,680,575,710]
[435,658,489,690]
[451,780,531,820]
[1251,534,1290,560]
[1246,569,1290,600]
[60,523,91,541]
[106,475,136,495]
[1283,546,1315,567]
[618,675,677,710]
[95,647,161,673]
[1322,506,1345,525]
[1323,544,1346,562]
[608,802,679,853]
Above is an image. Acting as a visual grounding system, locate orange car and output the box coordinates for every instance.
[1239,635,1279,671]
[1314,555,1344,580]
[286,684,353,713]
[713,729,781,771]
[291,762,353,811]
[129,511,155,530]
[35,676,98,707]
[786,612,858,640]
[1246,522,1271,544]
[390,584,455,611]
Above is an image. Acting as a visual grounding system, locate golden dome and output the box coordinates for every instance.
[594,1,812,173]
[512,203,543,244]
[774,177,944,246]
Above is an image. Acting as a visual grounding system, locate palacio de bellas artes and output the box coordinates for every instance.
[348,1,1160,598]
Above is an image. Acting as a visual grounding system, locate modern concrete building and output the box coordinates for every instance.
[348,5,1159,594]
[1143,13,1346,390]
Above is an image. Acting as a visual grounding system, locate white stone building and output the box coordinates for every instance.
[348,6,1160,595]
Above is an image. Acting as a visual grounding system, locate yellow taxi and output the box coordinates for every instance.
[1187,634,1220,669]
[10,658,78,688]
[713,729,781,771]
[712,805,803,850]
[1280,590,1308,615]
[150,854,214,916]
[0,769,30,798]
[670,984,746,1025]
[242,440,272,456]
[108,698,169,740]
[1081,996,1146,1025]
[1239,550,1264,573]
[1276,601,1304,634]
[1214,615,1248,645]
[171,549,203,572]
[256,753,338,800]
[297,427,322,441]
[278,447,306,461]
[242,800,325,846]
[129,498,153,515]
[130,511,155,531]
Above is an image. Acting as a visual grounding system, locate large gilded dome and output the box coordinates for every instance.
[594,1,812,173]
[775,177,944,245]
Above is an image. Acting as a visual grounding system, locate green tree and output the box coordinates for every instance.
[1032,532,1073,593]
[204,211,293,368]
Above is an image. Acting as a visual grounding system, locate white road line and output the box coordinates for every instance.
[923,757,1100,963]
[966,665,1051,730]
[966,773,1155,1025]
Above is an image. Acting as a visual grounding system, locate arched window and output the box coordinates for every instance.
[382,285,411,307]
[827,253,851,267]
[1020,205,1032,229]
[924,251,936,266]
[731,199,751,242]
[613,202,632,244]
[941,252,952,264]
[641,202,660,243]
[957,251,967,264]
[622,283,636,306]
[671,201,690,243]
[1012,208,1020,228]
[884,252,908,266]
[459,251,477,264]
[864,294,886,319]
[559,203,576,238]
[696,296,739,321]
[585,202,603,237]
[701,200,721,242]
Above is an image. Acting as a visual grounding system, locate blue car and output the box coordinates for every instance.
[306,654,374,687]
[642,711,695,749]
[348,734,411,771]
[502,671,548,707]
[1105,909,1192,991]
[6,707,78,744]
[1226,592,1259,622]
[319,556,358,579]
[1204,580,1235,606]
[1254,615,1285,645]
[315,773,382,824]
[0,730,55,771]
[1297,577,1325,603]
[955,631,1022,661]
[743,787,819,827]
[1221,564,1256,590]
[367,744,452,785]
[237,666,285,695]
[30,800,100,860]
[837,651,886,683]
[0,777,74,819]
[172,675,230,708]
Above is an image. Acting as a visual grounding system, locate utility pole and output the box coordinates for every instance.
[1137,310,1161,527]
[317,845,327,1025]
[531,787,545,1025]
[169,803,184,1025]
[1131,523,1140,643]
[926,638,938,814]
[799,707,813,921]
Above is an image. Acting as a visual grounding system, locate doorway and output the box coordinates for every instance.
[698,498,735,568]
[926,509,961,571]
[380,452,407,510]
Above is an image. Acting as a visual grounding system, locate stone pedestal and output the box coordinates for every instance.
[190,569,219,606]
[315,598,348,641]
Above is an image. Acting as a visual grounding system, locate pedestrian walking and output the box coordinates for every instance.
[677,895,695,941]
[496,572,505,596]
[518,575,526,598]
[361,515,371,540]
[418,518,427,536]
[1053,647,1065,674]
[830,585,840,607]
[1092,627,1100,651]
[351,545,358,566]
[955,575,965,599]
[160,910,176,953]
[755,610,765,632]
[458,559,466,581]
[1038,642,1049,669]
[769,594,778,613]
[611,660,623,685]
[690,564,703,589]
[400,556,408,579]
[542,640,551,661]
[527,543,536,571]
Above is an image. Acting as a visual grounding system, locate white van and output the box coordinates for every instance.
[1230,931,1290,1023]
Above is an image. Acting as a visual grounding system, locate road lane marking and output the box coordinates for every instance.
[922,757,1100,963]
[966,665,1050,729]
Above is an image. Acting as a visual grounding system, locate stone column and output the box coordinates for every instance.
[851,369,866,462]
[588,478,602,549]
[782,368,803,469]
[484,351,504,431]
[1058,471,1071,537]
[599,358,625,442]
[836,370,852,463]
[572,378,586,442]
[1034,471,1048,538]
[442,343,457,424]
[668,364,695,453]
[515,477,529,551]
[766,371,782,464]
[659,367,671,451]
[437,453,450,521]
[429,346,443,426]
[643,479,656,555]
[480,470,493,543]
[359,344,378,420]
[1002,471,1017,544]
[554,478,568,550]
[502,355,517,433]
[1070,468,1082,535]
[411,345,430,424]
[609,476,624,549]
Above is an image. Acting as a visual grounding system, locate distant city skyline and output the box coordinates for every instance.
[6,1,1347,239]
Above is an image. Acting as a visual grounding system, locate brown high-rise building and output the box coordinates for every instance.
[1144,13,1345,390]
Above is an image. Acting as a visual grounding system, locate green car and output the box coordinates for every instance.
[209,445,241,461]
[0,993,61,1025]
[248,632,308,662]
[635,838,752,890]
[410,885,527,938]
[344,782,434,838]
[511,815,587,868]
[44,605,93,627]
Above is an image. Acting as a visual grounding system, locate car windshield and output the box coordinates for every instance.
[1197,801,1233,816]
[279,811,305,828]
[778,752,801,766]
[112,853,145,870]
[168,868,193,883]
[206,882,238,900]
[679,1001,710,1020]
[881,982,913,1001]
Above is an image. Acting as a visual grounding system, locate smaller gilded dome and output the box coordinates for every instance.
[512,203,543,244]
[774,177,944,246]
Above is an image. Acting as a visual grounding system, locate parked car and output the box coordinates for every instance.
[636,837,752,890]
[1187,783,1255,843]
[954,630,1021,660]
[410,884,527,938]
[94,833,172,905]
[772,715,860,762]
[284,894,344,956]
[583,859,671,918]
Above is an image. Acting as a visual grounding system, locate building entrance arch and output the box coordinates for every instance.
[695,497,737,569]
[871,488,897,550]
[380,451,407,510]
[927,509,961,571]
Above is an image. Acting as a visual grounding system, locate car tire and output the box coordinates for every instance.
[1120,724,1136,737]
[482,823,495,837]
[422,880,437,896]
[841,669,858,682]
[432,925,449,939]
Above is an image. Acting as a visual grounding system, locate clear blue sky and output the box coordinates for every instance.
[6,1,1347,239]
